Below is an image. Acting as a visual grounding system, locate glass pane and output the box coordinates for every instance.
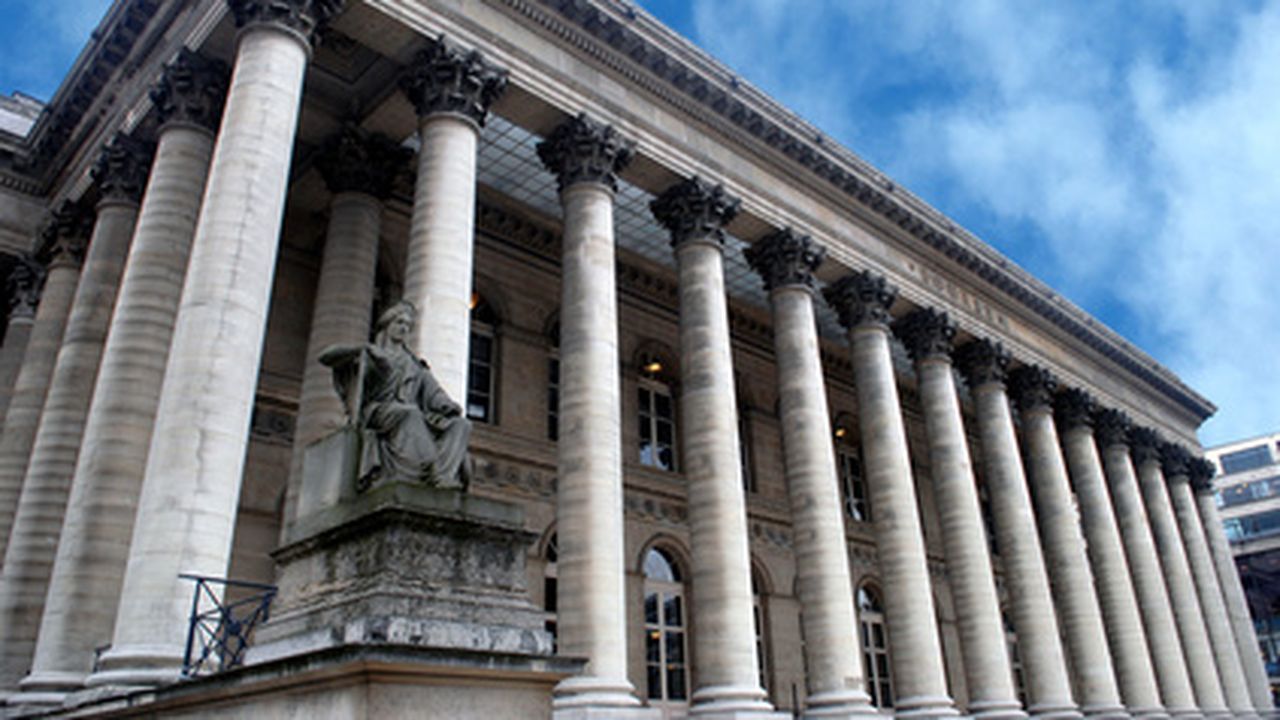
[639,387,651,409]
[469,365,490,391]
[647,665,661,699]
[655,393,671,417]
[645,592,659,623]
[658,446,675,470]
[644,549,677,582]
[646,631,660,662]
[876,653,890,677]
[872,624,885,648]
[665,594,683,627]
[544,577,557,612]
[656,420,673,445]
[666,631,684,662]
[667,666,687,700]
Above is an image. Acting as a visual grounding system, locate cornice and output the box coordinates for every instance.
[508,0,1212,421]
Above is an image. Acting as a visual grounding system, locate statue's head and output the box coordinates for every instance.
[375,300,416,346]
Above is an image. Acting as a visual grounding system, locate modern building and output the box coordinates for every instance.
[0,0,1269,718]
[1207,432,1280,694]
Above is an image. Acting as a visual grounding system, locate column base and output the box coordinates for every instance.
[1124,706,1170,720]
[970,698,1030,720]
[1025,701,1085,720]
[893,693,962,719]
[1079,701,1130,719]
[7,669,85,710]
[82,643,184,689]
[553,675,651,717]
[1164,707,1202,720]
[1198,710,1231,720]
[689,683,786,717]
[802,688,882,719]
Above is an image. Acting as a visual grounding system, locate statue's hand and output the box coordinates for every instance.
[441,401,463,417]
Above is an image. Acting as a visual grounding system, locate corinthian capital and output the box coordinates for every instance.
[650,177,740,249]
[1188,458,1216,494]
[92,133,155,204]
[1160,443,1192,481]
[1007,365,1057,413]
[7,255,44,321]
[536,113,635,192]
[954,339,1009,389]
[315,125,410,199]
[1053,388,1096,432]
[226,0,345,40]
[893,308,955,363]
[151,49,229,133]
[399,35,508,127]
[35,201,92,269]
[1092,408,1132,449]
[823,270,896,330]
[744,228,825,293]
[1128,426,1162,465]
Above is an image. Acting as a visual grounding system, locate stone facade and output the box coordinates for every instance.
[0,1,1265,719]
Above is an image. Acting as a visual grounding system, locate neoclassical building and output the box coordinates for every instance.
[0,1,1269,718]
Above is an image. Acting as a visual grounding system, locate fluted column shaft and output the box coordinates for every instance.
[1191,479,1274,713]
[1058,410,1164,717]
[1167,474,1255,716]
[17,120,217,703]
[1128,443,1221,717]
[399,37,505,403]
[824,273,958,719]
[745,229,876,719]
[0,241,83,558]
[1009,377,1124,718]
[536,114,643,714]
[897,312,1023,720]
[0,194,138,694]
[960,350,1078,720]
[89,19,316,687]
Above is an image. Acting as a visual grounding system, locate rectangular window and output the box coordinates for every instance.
[1219,476,1280,508]
[839,450,870,521]
[467,329,495,423]
[1221,445,1273,475]
[639,383,676,471]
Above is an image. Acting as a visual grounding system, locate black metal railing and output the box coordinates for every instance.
[180,574,277,677]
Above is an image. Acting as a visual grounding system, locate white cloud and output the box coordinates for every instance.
[680,0,1280,444]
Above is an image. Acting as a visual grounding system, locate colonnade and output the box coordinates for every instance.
[0,2,1269,719]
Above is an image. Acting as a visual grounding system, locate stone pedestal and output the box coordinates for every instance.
[251,479,553,662]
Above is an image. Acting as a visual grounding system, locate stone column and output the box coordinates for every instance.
[1128,429,1227,718]
[1056,390,1165,718]
[87,0,341,687]
[0,205,89,559]
[10,51,228,706]
[1185,456,1275,715]
[1006,368,1125,719]
[823,272,959,719]
[956,344,1079,720]
[1164,451,1257,717]
[893,311,1025,720]
[649,179,774,716]
[536,113,648,716]
[0,258,41,421]
[1092,411,1203,719]
[0,133,147,695]
[398,35,506,403]
[745,229,878,719]
[281,125,407,531]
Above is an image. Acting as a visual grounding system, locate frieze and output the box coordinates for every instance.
[473,454,557,497]
[749,520,792,550]
[624,492,688,526]
[908,262,1009,330]
[513,0,1210,420]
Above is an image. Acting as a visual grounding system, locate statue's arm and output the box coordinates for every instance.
[318,344,363,369]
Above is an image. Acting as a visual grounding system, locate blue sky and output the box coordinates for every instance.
[1,1,1276,446]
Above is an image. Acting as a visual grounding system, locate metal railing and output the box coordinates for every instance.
[180,574,277,677]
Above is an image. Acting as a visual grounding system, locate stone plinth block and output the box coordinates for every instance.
[251,479,552,663]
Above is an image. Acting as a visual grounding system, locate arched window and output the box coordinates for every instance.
[858,584,893,709]
[643,547,689,703]
[544,533,558,650]
[835,416,870,521]
[638,353,676,471]
[547,320,560,441]
[1004,612,1027,707]
[468,293,499,423]
[752,568,769,692]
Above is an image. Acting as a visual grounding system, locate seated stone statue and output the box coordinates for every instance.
[320,301,472,491]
